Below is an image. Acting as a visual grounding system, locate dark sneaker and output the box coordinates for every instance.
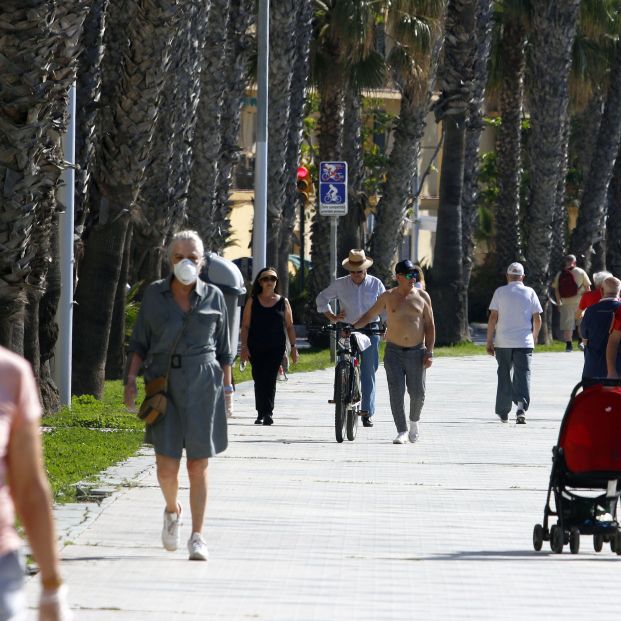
[263,415,274,426]
[578,342,585,351]
[516,411,526,424]
[496,413,508,423]
[254,416,263,425]
[362,416,373,428]
[565,342,573,352]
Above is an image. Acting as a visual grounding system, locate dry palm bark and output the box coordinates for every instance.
[0,1,60,353]
[525,0,581,340]
[72,0,180,397]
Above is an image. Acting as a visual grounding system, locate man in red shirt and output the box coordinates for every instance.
[606,305,621,378]
[577,271,612,350]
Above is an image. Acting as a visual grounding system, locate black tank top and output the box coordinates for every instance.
[248,296,286,349]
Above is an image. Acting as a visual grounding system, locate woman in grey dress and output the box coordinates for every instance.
[123,230,233,561]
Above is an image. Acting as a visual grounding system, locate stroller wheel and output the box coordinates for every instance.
[533,524,544,551]
[569,528,580,554]
[615,532,621,556]
[593,534,604,552]
[611,535,617,553]
[550,525,564,553]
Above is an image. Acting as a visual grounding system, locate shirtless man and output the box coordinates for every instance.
[354,260,435,444]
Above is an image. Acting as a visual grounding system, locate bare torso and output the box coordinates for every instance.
[384,287,428,347]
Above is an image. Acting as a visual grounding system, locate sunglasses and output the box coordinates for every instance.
[260,276,277,282]
[402,272,418,280]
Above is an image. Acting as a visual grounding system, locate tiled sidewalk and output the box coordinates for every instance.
[27,350,615,620]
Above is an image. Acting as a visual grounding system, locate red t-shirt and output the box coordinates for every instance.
[613,306,621,332]
[579,289,602,311]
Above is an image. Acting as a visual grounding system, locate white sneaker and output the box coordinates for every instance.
[162,506,182,551]
[393,432,408,444]
[408,422,419,443]
[188,532,209,561]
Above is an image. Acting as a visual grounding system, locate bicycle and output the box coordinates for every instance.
[325,323,383,443]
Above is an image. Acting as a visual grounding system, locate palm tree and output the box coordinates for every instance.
[72,0,181,397]
[0,1,59,352]
[525,0,581,337]
[186,0,231,253]
[607,144,621,275]
[369,0,447,284]
[493,1,529,278]
[571,33,621,270]
[431,0,477,345]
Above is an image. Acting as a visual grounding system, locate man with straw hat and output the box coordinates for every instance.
[316,249,385,427]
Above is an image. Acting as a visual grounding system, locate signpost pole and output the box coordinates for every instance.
[329,215,338,361]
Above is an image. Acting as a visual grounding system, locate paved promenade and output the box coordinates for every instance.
[25,350,617,620]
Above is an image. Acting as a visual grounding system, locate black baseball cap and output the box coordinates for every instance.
[395,259,417,275]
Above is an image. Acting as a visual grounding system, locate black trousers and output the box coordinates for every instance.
[249,344,284,418]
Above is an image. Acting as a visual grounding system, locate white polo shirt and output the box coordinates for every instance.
[489,281,543,348]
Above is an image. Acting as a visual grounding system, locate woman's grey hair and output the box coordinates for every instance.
[593,271,612,287]
[167,230,205,263]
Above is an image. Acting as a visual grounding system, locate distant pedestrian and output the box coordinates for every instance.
[0,346,72,621]
[551,254,591,351]
[354,259,435,444]
[576,271,612,350]
[486,262,543,424]
[412,264,426,290]
[580,277,621,379]
[316,249,385,427]
[239,267,299,425]
[124,230,233,562]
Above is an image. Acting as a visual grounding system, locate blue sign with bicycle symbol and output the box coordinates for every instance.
[319,161,348,215]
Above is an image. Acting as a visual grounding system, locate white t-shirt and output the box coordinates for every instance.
[489,282,543,348]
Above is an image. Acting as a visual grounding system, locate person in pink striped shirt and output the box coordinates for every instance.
[0,346,71,620]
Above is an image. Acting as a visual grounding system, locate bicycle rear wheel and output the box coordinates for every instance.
[334,362,349,443]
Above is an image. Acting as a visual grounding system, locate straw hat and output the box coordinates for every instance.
[341,249,373,271]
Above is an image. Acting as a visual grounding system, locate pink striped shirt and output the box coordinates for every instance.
[0,346,42,556]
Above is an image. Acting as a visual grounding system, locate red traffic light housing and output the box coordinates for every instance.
[296,166,312,201]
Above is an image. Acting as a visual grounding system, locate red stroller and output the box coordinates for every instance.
[533,379,621,554]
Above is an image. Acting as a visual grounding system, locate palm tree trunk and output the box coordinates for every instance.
[186,0,230,251]
[338,89,365,278]
[570,38,621,271]
[278,0,312,296]
[73,0,180,396]
[495,20,526,278]
[607,147,621,276]
[525,0,581,337]
[461,0,493,337]
[431,0,477,345]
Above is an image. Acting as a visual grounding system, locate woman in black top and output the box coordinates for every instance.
[240,267,298,425]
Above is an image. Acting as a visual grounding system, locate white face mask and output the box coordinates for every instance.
[173,259,198,285]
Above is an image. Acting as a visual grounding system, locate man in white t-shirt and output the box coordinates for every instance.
[486,262,543,424]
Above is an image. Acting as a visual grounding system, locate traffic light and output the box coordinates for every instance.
[297,165,312,203]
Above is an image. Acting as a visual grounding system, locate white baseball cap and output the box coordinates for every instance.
[507,262,525,276]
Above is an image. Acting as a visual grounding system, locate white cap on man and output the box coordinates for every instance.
[507,262,525,276]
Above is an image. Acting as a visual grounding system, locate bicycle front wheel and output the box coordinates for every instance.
[334,362,349,443]
[346,366,360,441]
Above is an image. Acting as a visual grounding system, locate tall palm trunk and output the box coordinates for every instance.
[73,0,180,397]
[0,1,58,353]
[570,39,621,271]
[494,20,526,278]
[337,89,366,277]
[186,0,231,252]
[607,146,621,276]
[278,0,312,295]
[461,0,493,337]
[525,0,580,342]
[432,0,477,345]
[306,78,344,334]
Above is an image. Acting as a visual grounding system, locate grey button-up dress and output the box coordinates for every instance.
[128,277,234,459]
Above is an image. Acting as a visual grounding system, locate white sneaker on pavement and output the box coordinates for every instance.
[188,532,209,561]
[162,505,182,551]
[393,432,408,444]
[408,422,419,443]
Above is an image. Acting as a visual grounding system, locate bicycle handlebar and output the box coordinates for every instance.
[322,322,385,335]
